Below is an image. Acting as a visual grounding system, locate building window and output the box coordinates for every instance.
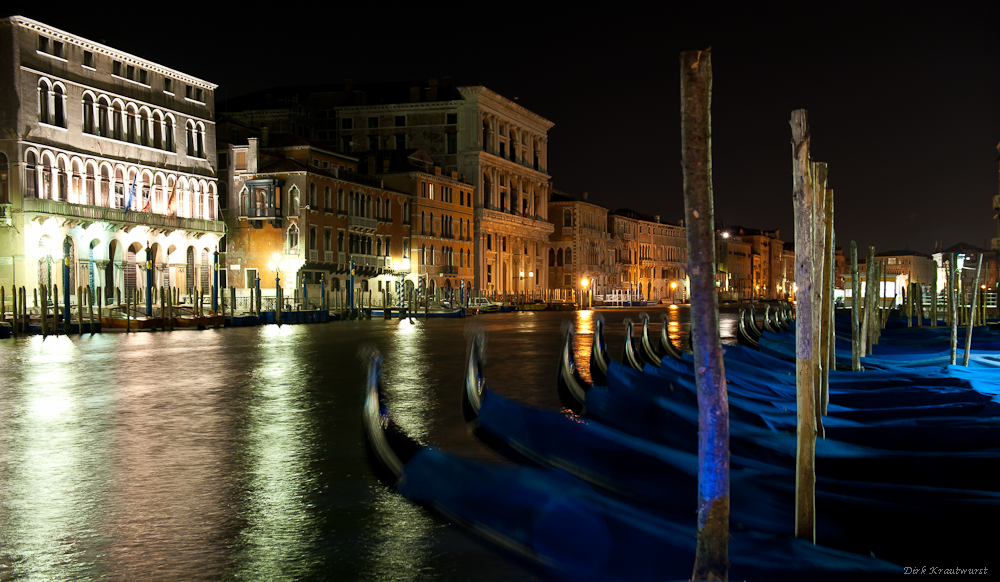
[83,51,94,68]
[395,134,406,150]
[446,113,457,125]
[394,115,405,127]
[563,209,572,227]
[126,64,135,81]
[38,36,49,53]
[52,41,64,58]
[367,116,379,128]
[342,137,353,153]
[113,60,122,76]
[186,85,193,99]
[139,69,148,85]
[341,118,353,130]
[164,78,173,93]
[446,132,457,154]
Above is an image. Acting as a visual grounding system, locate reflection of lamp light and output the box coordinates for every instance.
[957,255,965,270]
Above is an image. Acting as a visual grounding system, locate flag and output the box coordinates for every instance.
[125,174,136,211]
[167,178,177,216]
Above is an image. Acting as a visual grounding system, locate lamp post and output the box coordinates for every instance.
[671,280,678,304]
[268,252,283,324]
[63,236,71,329]
[212,249,219,313]
[581,277,590,310]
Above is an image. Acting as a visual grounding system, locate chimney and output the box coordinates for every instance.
[410,86,421,103]
[260,126,269,147]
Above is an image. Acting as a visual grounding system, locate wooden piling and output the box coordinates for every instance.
[850,242,861,370]
[87,287,94,333]
[681,49,729,581]
[949,254,958,365]
[76,286,82,335]
[53,284,60,335]
[790,108,816,543]
[97,287,103,332]
[963,255,983,366]
[41,285,47,338]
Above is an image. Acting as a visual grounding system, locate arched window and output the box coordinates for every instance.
[565,248,572,264]
[375,197,381,219]
[40,154,52,199]
[324,186,331,211]
[201,249,211,290]
[113,168,125,208]
[403,202,409,222]
[24,151,37,198]
[37,80,50,124]
[548,248,556,267]
[324,230,332,253]
[139,109,150,146]
[563,209,572,227]
[337,189,344,213]
[310,227,317,250]
[402,239,409,258]
[376,238,382,256]
[100,165,110,206]
[287,224,299,254]
[385,199,392,220]
[98,97,110,137]
[309,183,317,207]
[82,94,95,134]
[186,121,195,156]
[126,104,137,143]
[112,102,123,140]
[429,213,434,236]
[557,248,563,267]
[153,111,163,149]
[196,122,206,158]
[164,115,174,151]
[86,164,96,205]
[53,85,65,126]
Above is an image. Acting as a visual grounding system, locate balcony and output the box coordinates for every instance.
[349,215,378,231]
[22,197,224,235]
[325,250,334,263]
[309,249,318,261]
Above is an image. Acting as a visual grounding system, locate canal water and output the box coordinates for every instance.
[0,306,740,581]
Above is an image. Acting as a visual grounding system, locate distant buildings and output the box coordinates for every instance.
[607,209,687,303]
[0,16,223,303]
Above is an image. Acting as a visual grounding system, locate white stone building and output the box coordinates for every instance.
[0,16,222,304]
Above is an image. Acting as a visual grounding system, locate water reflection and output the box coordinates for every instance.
[234,326,318,579]
[0,336,110,580]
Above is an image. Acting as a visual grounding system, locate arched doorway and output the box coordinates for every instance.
[106,240,120,302]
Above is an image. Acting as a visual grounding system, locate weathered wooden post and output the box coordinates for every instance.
[231,286,236,325]
[815,174,832,428]
[97,287,103,332]
[790,108,817,543]
[850,242,861,370]
[963,255,983,366]
[682,48,729,580]
[76,286,82,335]
[949,254,958,365]
[53,284,60,335]
[87,287,94,333]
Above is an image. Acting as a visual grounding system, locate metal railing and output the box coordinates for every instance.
[23,197,224,234]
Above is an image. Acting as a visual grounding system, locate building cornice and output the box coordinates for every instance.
[459,86,554,130]
[337,100,463,113]
[9,16,217,90]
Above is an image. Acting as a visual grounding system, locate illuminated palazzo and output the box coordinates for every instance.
[0,16,222,303]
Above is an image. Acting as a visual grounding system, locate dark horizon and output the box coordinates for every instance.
[10,4,999,254]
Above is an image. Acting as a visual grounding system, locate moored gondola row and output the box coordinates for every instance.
[361,306,1000,579]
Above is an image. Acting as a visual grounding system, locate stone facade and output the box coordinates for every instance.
[608,209,687,302]
[548,191,612,299]
[220,134,410,306]
[0,16,222,303]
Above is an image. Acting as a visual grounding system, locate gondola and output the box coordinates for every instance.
[736,308,760,350]
[589,316,610,385]
[621,318,645,372]
[459,332,999,566]
[364,347,899,581]
[657,313,685,360]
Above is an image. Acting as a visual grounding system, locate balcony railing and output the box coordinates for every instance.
[349,215,378,230]
[338,251,346,264]
[22,197,225,234]
[309,249,318,261]
[325,251,334,263]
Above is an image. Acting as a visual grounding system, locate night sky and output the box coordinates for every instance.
[14,4,1000,255]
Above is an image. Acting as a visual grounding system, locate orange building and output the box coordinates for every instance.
[220,132,410,307]
[363,149,475,301]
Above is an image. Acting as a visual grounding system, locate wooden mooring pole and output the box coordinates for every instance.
[681,48,729,581]
[963,255,983,366]
[950,254,958,365]
[851,242,861,370]
[791,108,816,543]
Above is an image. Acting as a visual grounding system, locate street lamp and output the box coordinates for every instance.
[581,277,590,309]
[671,280,677,304]
[268,252,284,322]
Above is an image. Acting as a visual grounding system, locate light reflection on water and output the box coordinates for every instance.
[0,306,739,581]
